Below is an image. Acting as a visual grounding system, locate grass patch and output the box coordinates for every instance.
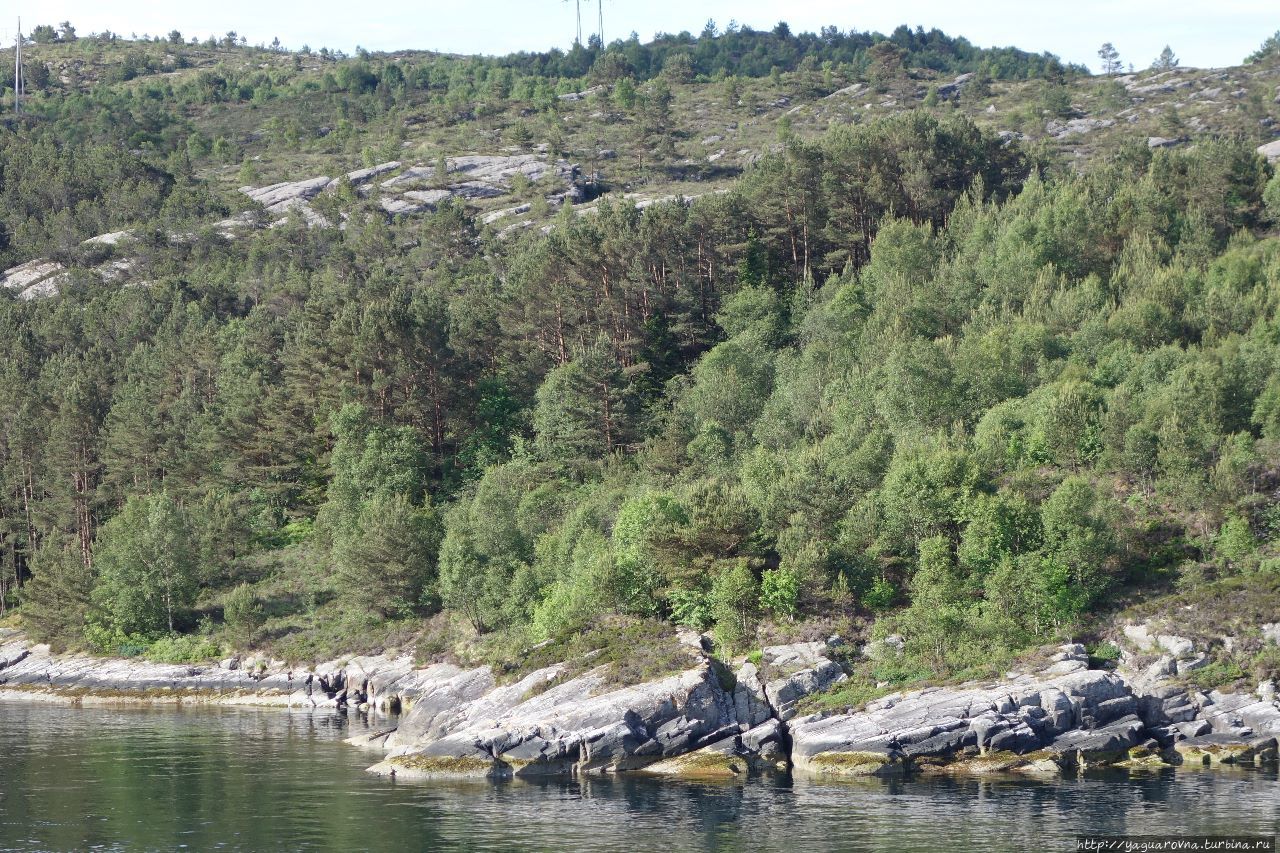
[463,616,696,689]
[795,675,895,715]
[1180,660,1248,691]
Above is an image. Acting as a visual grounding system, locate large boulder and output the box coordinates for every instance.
[241,177,332,214]
[789,647,1148,776]
[377,660,745,778]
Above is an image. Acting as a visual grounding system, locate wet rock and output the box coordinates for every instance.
[1049,715,1145,767]
[1173,733,1278,766]
[741,719,789,769]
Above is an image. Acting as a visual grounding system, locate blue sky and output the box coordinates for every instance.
[6,1,1277,71]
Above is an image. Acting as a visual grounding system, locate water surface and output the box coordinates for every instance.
[1,700,1277,851]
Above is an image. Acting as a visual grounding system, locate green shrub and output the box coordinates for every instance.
[759,567,799,620]
[862,576,897,611]
[1086,641,1121,667]
[669,587,712,630]
[145,634,223,663]
[84,624,154,658]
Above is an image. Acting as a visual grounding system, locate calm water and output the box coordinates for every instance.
[1,700,1277,852]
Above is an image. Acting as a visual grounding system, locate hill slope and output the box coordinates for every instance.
[1,24,1280,705]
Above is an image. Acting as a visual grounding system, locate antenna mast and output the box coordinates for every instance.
[14,17,23,115]
[576,0,582,46]
[597,0,604,47]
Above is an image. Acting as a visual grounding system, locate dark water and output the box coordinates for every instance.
[1,700,1277,852]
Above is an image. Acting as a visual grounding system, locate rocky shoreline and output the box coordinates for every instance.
[2,626,1277,781]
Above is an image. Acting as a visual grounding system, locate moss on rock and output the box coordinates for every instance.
[642,749,745,780]
[374,753,505,779]
[799,751,906,777]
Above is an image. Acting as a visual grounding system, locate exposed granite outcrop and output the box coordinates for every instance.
[4,626,1278,782]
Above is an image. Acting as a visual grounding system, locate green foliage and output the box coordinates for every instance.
[90,493,199,638]
[1264,172,1280,225]
[1246,31,1280,64]
[533,341,634,462]
[223,583,266,647]
[669,588,713,630]
[759,567,800,620]
[144,634,222,663]
[709,559,759,652]
[1,30,1278,684]
[1039,476,1120,604]
[1215,516,1257,568]
[333,495,441,617]
[862,576,897,612]
[18,539,95,648]
[611,493,686,614]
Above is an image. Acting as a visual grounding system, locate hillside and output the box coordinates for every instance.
[2,22,1280,707]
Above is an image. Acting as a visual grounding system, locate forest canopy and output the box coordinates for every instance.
[3,22,1280,689]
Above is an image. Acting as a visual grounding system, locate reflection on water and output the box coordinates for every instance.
[1,700,1277,851]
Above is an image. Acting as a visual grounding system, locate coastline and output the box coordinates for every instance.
[5,626,1280,782]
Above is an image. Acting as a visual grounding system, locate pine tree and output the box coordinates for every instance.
[1097,43,1122,76]
[1152,45,1179,71]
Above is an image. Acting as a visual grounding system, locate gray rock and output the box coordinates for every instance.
[1046,118,1115,138]
[936,73,975,99]
[732,661,773,727]
[380,658,738,777]
[789,649,1147,775]
[1174,733,1279,765]
[1176,654,1210,675]
[331,161,400,188]
[1095,695,1138,723]
[1175,719,1212,739]
[1049,715,1144,766]
[1258,140,1280,163]
[558,85,605,102]
[863,634,904,660]
[1,259,65,295]
[761,641,829,669]
[764,659,845,721]
[241,177,332,213]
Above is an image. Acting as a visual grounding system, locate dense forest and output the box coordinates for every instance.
[4,21,1280,698]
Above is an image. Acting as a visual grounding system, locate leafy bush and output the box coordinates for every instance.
[144,635,223,663]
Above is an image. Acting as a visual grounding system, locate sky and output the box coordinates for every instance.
[3,1,1277,72]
